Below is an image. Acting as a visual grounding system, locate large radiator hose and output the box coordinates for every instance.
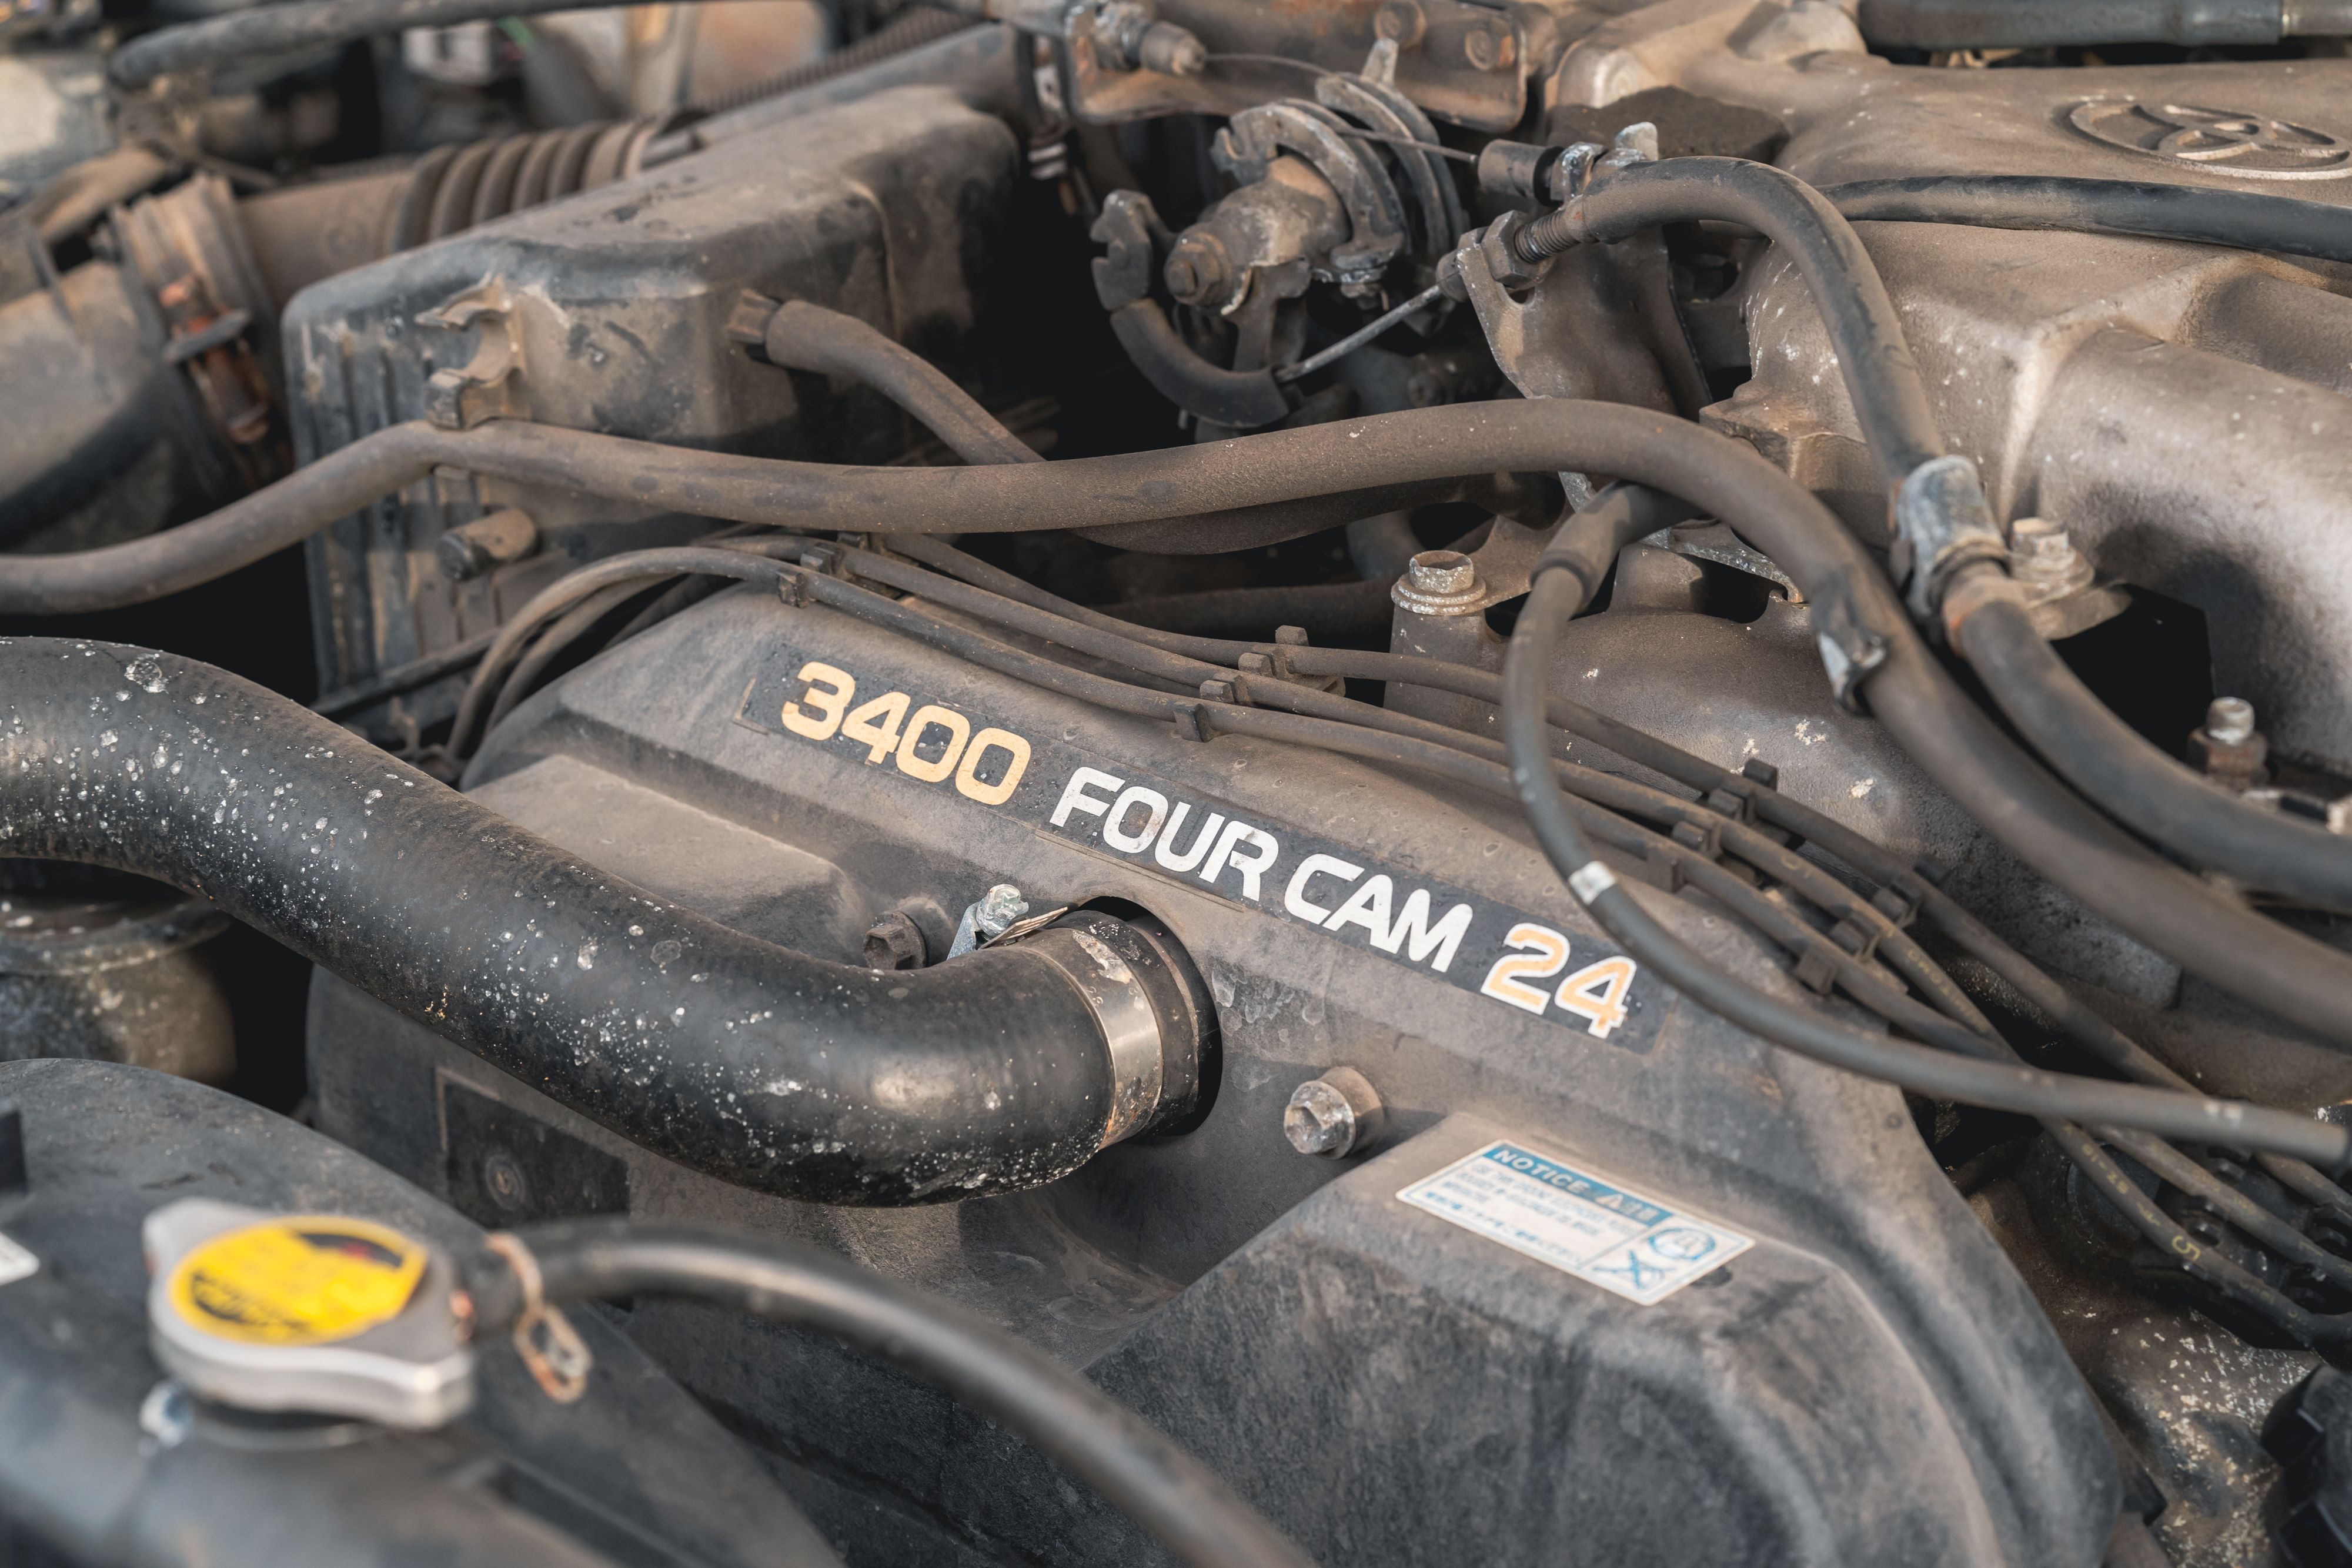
[0,638,1205,1202]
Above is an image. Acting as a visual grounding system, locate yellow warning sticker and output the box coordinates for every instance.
[166,1215,425,1346]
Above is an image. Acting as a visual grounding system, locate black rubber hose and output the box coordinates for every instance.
[450,546,799,757]
[1521,158,1945,490]
[16,399,2352,1037]
[0,416,1466,614]
[111,0,721,86]
[887,536,1258,665]
[1103,577,1398,641]
[758,300,1040,469]
[1821,176,2352,266]
[472,1222,1316,1568]
[1495,573,2350,1169]
[1533,482,1703,606]
[1952,586,2352,909]
[1855,0,2323,49]
[0,637,1189,1203]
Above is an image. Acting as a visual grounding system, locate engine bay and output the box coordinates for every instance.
[8,2,2352,1564]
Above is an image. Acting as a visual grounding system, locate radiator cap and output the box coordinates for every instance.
[143,1199,474,1430]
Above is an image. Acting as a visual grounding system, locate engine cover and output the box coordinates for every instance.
[307,585,2116,1566]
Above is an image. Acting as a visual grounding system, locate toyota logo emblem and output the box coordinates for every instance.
[2069,101,2352,180]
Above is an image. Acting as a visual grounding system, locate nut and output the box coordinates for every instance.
[1162,232,1231,306]
[1461,18,1516,71]
[1374,1,1426,46]
[1476,210,1552,290]
[1283,1067,1387,1158]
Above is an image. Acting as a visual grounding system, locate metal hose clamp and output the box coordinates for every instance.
[1018,924,1168,1148]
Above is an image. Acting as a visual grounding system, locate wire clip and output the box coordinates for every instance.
[485,1232,592,1404]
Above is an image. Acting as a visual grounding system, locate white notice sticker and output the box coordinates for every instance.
[0,1231,35,1288]
[1398,1140,1752,1305]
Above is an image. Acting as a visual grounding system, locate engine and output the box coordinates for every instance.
[8,3,2352,1564]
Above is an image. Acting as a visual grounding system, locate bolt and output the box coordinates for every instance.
[1374,0,1426,46]
[139,1380,194,1450]
[949,884,1029,957]
[2007,517,2093,597]
[973,884,1026,938]
[1283,1066,1387,1158]
[2188,696,2269,791]
[1606,121,1660,166]
[482,1150,528,1212]
[1137,20,1205,76]
[1392,549,1487,618]
[2206,696,2256,747]
[861,910,927,971]
[1163,233,1229,306]
[437,508,539,581]
[1461,18,1516,71]
[1407,550,1476,596]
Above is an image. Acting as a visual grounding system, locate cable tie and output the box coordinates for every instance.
[1568,860,1617,904]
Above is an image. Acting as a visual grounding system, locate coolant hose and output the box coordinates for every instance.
[472,1221,1315,1568]
[1952,585,2352,909]
[0,638,1201,1202]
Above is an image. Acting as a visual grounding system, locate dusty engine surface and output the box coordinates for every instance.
[11,2,2352,1566]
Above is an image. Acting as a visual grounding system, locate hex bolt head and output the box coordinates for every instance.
[974,884,1028,937]
[1476,209,1553,290]
[1393,549,1488,617]
[2189,696,2269,791]
[1163,233,1229,306]
[1137,20,1206,76]
[1284,1067,1387,1158]
[2007,517,2093,597]
[1461,18,1515,71]
[436,507,539,581]
[2206,696,2257,748]
[1406,550,1476,596]
[861,910,928,971]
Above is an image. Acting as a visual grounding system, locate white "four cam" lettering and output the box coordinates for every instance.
[1053,767,1471,974]
[1282,855,1473,974]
